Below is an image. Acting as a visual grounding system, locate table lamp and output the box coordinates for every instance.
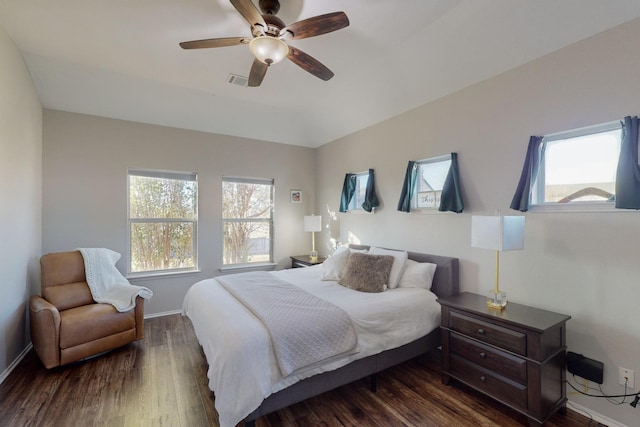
[304,215,322,261]
[471,215,525,310]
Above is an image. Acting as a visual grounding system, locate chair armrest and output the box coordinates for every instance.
[30,295,61,369]
[134,296,145,340]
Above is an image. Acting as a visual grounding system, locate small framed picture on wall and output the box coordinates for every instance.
[290,190,302,203]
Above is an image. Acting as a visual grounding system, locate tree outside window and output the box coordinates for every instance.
[128,170,197,274]
[222,177,274,265]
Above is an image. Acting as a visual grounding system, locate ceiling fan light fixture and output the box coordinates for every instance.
[249,36,289,65]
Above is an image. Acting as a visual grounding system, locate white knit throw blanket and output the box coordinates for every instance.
[78,248,153,312]
[217,272,358,376]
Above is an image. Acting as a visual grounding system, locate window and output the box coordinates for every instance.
[413,155,452,209]
[347,172,369,211]
[397,153,463,213]
[222,177,274,265]
[128,169,198,275]
[532,122,622,207]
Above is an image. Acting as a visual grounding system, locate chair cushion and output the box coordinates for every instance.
[59,303,136,349]
[44,282,94,311]
[41,251,86,288]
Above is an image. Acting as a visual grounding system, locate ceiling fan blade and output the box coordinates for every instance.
[281,12,349,40]
[287,46,334,81]
[180,37,249,49]
[230,0,267,30]
[248,58,268,87]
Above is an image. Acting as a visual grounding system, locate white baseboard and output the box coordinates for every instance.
[144,309,182,319]
[567,400,628,427]
[0,343,33,385]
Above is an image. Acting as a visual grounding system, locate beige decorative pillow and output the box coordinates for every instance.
[339,253,394,293]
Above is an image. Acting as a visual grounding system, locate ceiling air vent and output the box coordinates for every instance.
[227,74,248,87]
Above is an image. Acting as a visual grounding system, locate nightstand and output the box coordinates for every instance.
[290,255,327,268]
[438,292,571,427]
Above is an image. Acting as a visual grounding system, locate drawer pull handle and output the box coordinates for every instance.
[480,352,486,358]
[480,375,486,382]
[477,328,485,335]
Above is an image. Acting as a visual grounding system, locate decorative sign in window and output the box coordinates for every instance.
[417,191,442,209]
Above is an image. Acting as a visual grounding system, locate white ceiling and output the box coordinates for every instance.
[2,0,640,148]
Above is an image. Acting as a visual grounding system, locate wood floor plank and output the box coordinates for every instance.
[0,314,605,427]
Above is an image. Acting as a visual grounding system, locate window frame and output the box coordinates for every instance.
[127,168,199,278]
[412,154,452,211]
[530,121,622,213]
[222,176,275,267]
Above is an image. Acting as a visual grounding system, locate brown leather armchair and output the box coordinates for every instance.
[30,251,144,369]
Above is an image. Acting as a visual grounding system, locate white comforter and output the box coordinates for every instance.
[182,265,441,427]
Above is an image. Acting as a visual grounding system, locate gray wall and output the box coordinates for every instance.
[42,110,316,316]
[4,11,640,426]
[316,18,640,426]
[0,26,42,377]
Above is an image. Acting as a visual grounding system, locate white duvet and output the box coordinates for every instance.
[182,265,441,427]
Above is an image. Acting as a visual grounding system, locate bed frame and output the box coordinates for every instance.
[244,246,460,426]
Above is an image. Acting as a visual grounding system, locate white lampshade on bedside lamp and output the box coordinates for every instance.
[471,215,525,310]
[304,215,322,261]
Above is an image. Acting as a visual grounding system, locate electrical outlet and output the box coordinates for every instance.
[619,367,635,389]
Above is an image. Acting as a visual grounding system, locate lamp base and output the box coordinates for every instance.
[487,290,507,310]
[309,250,318,262]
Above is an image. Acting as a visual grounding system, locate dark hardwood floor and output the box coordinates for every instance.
[0,314,604,427]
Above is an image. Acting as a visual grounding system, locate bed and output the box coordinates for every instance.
[182,245,459,427]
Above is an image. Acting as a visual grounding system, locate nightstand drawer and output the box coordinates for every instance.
[450,333,527,384]
[449,311,526,356]
[451,355,528,410]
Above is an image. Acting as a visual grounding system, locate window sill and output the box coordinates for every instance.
[403,208,455,215]
[219,262,277,273]
[344,210,375,214]
[528,202,636,213]
[127,269,201,282]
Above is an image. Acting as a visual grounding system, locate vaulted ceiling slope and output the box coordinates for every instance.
[2,1,640,148]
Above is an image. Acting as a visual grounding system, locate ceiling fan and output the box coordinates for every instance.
[179,0,349,87]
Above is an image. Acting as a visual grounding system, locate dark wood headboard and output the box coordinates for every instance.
[348,245,460,298]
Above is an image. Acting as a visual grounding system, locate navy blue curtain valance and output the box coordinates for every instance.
[439,153,464,213]
[339,169,379,213]
[397,161,417,212]
[615,116,640,210]
[339,173,356,213]
[396,153,464,213]
[510,135,544,212]
[362,169,379,212]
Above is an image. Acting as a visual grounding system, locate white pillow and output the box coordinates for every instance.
[368,247,408,289]
[350,248,369,254]
[397,259,437,290]
[321,246,351,281]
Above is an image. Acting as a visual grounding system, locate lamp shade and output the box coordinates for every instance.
[304,215,322,232]
[249,36,289,65]
[471,215,525,251]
